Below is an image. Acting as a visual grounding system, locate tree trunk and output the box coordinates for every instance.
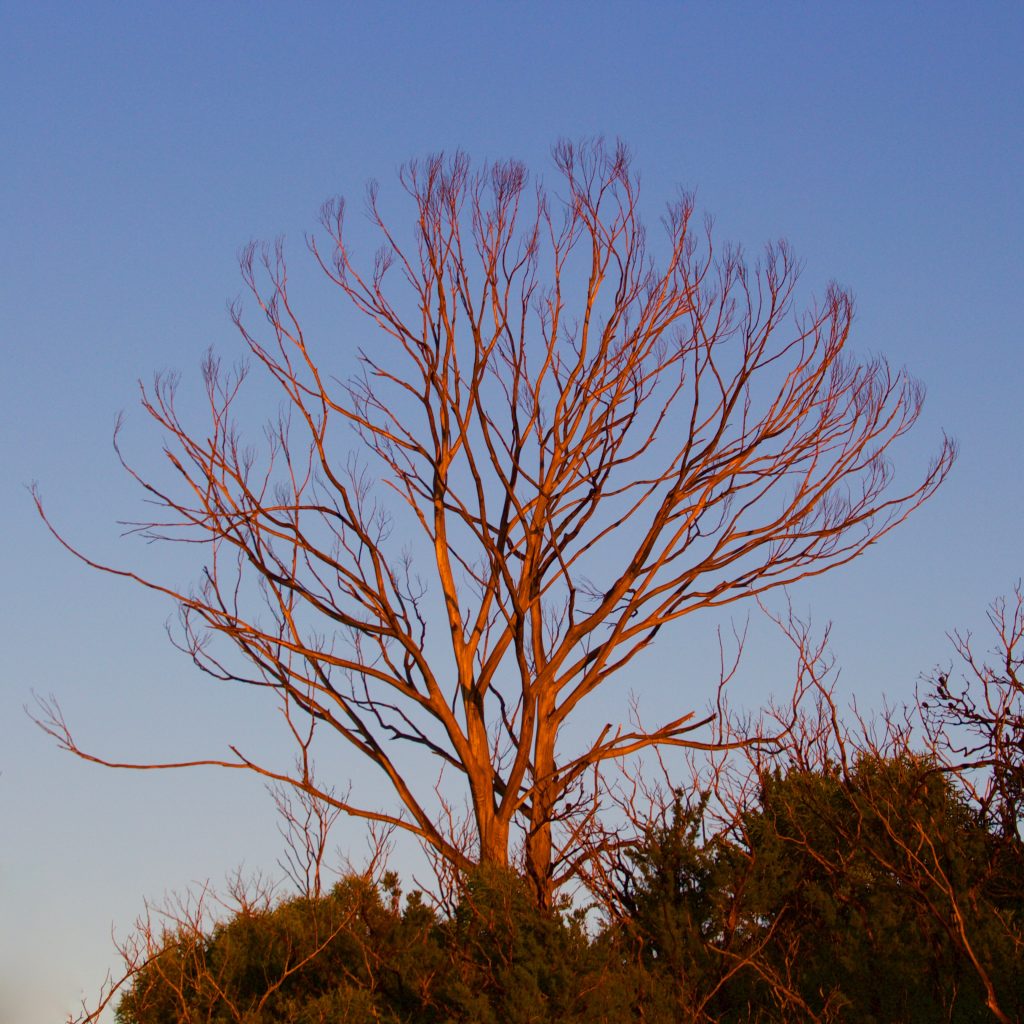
[525,711,557,908]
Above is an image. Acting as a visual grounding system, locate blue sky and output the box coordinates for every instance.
[3,3,1022,1020]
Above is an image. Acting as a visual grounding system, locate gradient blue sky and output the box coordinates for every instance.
[3,4,1022,1020]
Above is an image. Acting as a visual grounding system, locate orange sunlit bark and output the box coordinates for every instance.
[36,140,954,906]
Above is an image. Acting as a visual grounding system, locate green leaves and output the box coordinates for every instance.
[114,755,1023,1024]
[619,757,1023,1022]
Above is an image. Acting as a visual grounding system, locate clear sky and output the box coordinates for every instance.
[3,3,1022,1020]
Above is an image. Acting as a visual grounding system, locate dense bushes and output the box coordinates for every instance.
[113,752,1022,1024]
[114,867,650,1024]
[616,756,1022,1022]
[110,586,1024,1020]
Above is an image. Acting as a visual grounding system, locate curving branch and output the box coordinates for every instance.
[37,139,954,906]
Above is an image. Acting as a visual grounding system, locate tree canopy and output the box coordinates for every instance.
[36,140,954,906]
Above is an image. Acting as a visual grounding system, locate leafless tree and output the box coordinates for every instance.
[35,139,954,906]
[270,773,341,899]
[920,586,1024,844]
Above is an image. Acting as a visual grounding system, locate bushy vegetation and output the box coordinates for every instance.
[113,752,1022,1024]
[86,591,1024,1023]
[113,867,647,1024]
[613,755,1022,1022]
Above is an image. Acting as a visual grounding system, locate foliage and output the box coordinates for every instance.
[616,755,1023,1023]
[109,749,1022,1024]
[114,868,649,1024]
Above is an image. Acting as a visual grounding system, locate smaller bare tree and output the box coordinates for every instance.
[270,774,341,899]
[920,586,1024,844]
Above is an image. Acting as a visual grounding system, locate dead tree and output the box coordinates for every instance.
[35,139,954,906]
[921,586,1024,844]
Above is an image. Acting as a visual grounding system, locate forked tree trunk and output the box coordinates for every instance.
[35,141,956,916]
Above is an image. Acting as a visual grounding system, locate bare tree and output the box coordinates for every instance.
[920,586,1024,844]
[35,139,954,906]
[270,773,342,899]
